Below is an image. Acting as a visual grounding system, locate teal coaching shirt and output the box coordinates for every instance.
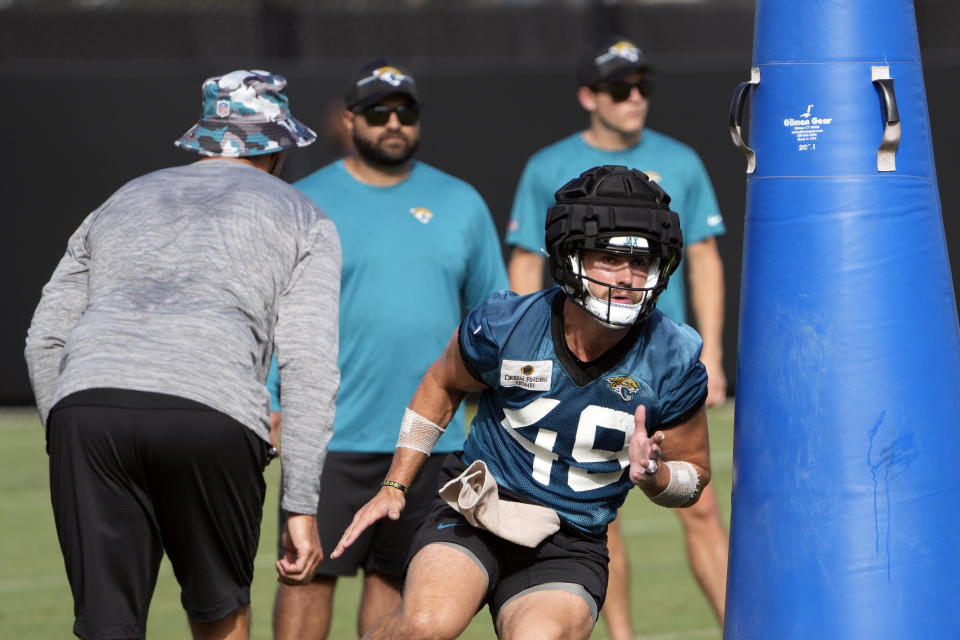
[269,160,508,452]
[506,130,725,324]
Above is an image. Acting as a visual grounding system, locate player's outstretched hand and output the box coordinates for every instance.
[331,487,406,559]
[276,513,323,585]
[628,405,665,486]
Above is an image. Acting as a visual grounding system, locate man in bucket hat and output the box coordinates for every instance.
[176,69,317,162]
[25,69,341,640]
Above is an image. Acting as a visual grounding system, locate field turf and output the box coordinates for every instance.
[0,402,732,639]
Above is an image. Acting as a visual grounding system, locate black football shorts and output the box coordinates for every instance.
[47,388,272,640]
[277,451,446,578]
[406,454,609,625]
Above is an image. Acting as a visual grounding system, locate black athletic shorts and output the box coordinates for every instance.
[47,388,273,640]
[406,453,610,625]
[278,451,446,578]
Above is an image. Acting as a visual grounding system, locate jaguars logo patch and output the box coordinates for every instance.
[409,207,433,224]
[607,376,640,402]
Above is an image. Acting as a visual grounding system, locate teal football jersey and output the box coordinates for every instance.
[459,288,707,533]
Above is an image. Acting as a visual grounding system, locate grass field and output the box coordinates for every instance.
[0,403,733,639]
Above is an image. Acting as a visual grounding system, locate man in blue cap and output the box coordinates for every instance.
[25,69,341,640]
[269,59,507,639]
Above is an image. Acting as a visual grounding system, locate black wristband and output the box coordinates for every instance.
[381,479,408,495]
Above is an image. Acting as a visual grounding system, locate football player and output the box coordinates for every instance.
[333,165,712,640]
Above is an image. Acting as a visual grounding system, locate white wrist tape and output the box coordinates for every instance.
[396,408,446,455]
[649,461,701,507]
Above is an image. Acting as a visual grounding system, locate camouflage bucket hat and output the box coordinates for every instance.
[175,69,316,157]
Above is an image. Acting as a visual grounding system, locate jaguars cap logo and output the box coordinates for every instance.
[369,66,409,88]
[596,40,642,65]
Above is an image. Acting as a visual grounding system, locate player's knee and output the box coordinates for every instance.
[499,613,593,640]
[394,606,464,640]
[497,593,594,640]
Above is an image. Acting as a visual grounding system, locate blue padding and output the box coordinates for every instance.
[753,2,921,63]
[747,62,935,178]
[727,1,960,637]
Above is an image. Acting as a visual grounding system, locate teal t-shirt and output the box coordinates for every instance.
[269,160,508,452]
[506,129,724,323]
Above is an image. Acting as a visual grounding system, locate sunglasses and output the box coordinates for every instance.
[593,79,654,102]
[358,104,421,126]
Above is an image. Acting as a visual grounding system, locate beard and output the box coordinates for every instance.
[353,130,421,167]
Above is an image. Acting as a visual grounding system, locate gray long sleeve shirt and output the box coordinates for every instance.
[25,158,341,514]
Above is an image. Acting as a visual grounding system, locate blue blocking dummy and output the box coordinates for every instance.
[726,1,960,637]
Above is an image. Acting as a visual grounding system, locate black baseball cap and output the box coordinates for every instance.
[576,36,652,87]
[344,59,420,110]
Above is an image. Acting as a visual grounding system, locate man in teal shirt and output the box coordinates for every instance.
[270,59,507,640]
[505,36,729,637]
